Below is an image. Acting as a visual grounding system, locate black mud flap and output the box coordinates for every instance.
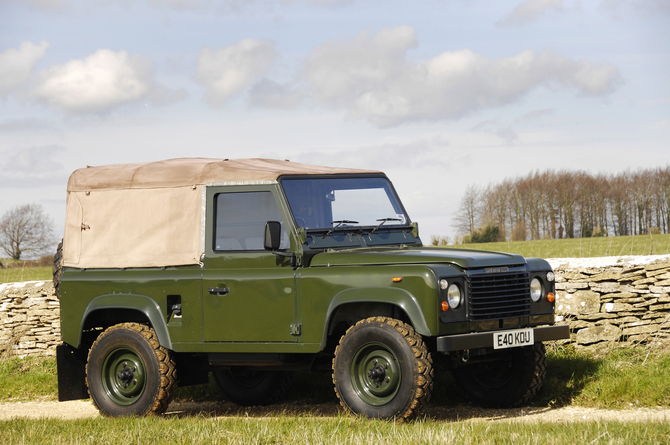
[57,344,89,401]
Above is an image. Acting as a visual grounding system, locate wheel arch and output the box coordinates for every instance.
[77,294,172,350]
[321,287,431,349]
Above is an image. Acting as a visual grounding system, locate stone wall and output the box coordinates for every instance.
[1,254,670,358]
[549,255,670,354]
[0,281,60,358]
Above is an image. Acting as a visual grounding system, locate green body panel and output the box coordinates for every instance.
[202,252,296,343]
[82,294,172,349]
[309,246,525,269]
[59,267,202,350]
[295,264,439,346]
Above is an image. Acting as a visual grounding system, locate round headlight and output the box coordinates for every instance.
[447,284,461,308]
[546,271,555,282]
[530,278,543,302]
[439,279,449,290]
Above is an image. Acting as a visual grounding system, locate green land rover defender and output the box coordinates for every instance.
[54,158,569,419]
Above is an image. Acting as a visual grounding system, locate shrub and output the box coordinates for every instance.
[469,225,500,243]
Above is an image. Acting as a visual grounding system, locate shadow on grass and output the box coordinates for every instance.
[168,347,603,422]
[536,346,603,408]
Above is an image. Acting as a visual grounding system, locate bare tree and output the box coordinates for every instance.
[452,184,481,236]
[0,204,55,260]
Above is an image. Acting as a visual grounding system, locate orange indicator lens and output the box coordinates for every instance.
[546,292,555,303]
[392,277,403,282]
[440,301,449,312]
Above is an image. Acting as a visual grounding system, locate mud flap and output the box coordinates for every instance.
[57,344,89,401]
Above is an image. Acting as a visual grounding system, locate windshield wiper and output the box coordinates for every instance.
[371,218,402,233]
[323,220,359,237]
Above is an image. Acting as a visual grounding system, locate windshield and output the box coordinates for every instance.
[281,176,408,230]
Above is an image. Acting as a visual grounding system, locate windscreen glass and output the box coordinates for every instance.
[281,177,408,229]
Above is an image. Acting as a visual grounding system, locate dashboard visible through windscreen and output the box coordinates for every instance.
[281,176,408,230]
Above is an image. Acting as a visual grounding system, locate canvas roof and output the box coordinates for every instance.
[67,158,381,191]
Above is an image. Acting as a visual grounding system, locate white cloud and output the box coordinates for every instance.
[497,0,564,27]
[9,0,353,12]
[304,25,417,108]
[6,0,69,10]
[302,27,622,127]
[600,0,670,17]
[0,41,49,98]
[195,39,276,106]
[31,49,154,113]
[2,145,65,174]
[248,79,304,109]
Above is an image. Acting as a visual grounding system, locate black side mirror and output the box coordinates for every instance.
[264,221,282,251]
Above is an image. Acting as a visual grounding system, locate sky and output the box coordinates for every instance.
[1,0,669,248]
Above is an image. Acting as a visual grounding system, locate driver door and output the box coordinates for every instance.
[202,187,296,343]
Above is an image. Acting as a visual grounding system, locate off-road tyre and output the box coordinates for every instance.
[86,323,177,416]
[52,240,63,299]
[213,369,294,406]
[332,316,433,421]
[451,342,546,408]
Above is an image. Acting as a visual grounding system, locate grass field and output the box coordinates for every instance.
[1,346,669,444]
[0,266,52,284]
[1,416,667,445]
[443,233,670,259]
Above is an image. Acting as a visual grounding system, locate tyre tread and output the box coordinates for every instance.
[332,316,433,421]
[86,322,177,416]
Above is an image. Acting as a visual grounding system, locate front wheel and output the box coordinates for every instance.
[332,317,433,421]
[86,323,177,416]
[451,343,547,407]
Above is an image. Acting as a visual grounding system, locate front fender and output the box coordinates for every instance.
[78,294,172,350]
[321,287,432,347]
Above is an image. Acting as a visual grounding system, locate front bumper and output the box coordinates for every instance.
[436,325,570,352]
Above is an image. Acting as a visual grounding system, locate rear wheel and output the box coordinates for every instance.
[213,369,294,406]
[451,343,546,407]
[332,317,433,421]
[86,323,177,416]
[52,240,63,299]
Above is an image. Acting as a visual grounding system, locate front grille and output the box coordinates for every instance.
[468,272,530,320]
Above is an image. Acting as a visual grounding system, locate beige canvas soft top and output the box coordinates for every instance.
[63,158,381,269]
[67,158,379,191]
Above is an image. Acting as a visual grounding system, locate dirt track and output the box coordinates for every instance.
[1,400,669,423]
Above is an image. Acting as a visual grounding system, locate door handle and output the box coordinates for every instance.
[208,287,230,296]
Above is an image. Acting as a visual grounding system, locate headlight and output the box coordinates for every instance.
[447,284,461,308]
[530,278,543,302]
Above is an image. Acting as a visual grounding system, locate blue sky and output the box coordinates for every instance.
[1,0,669,244]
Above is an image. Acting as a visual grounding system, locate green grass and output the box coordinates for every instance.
[1,416,668,445]
[0,266,52,284]
[443,233,670,259]
[0,356,57,401]
[1,349,669,443]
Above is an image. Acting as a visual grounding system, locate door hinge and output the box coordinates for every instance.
[290,324,302,336]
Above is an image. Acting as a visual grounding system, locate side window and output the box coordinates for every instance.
[214,192,289,251]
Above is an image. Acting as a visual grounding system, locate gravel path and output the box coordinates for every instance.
[1,400,669,423]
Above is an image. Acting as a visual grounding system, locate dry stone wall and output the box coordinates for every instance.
[549,255,670,354]
[2,254,670,358]
[0,281,60,358]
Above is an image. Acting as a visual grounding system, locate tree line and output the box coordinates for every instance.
[451,166,670,243]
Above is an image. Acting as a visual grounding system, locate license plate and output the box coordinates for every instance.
[493,329,534,350]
